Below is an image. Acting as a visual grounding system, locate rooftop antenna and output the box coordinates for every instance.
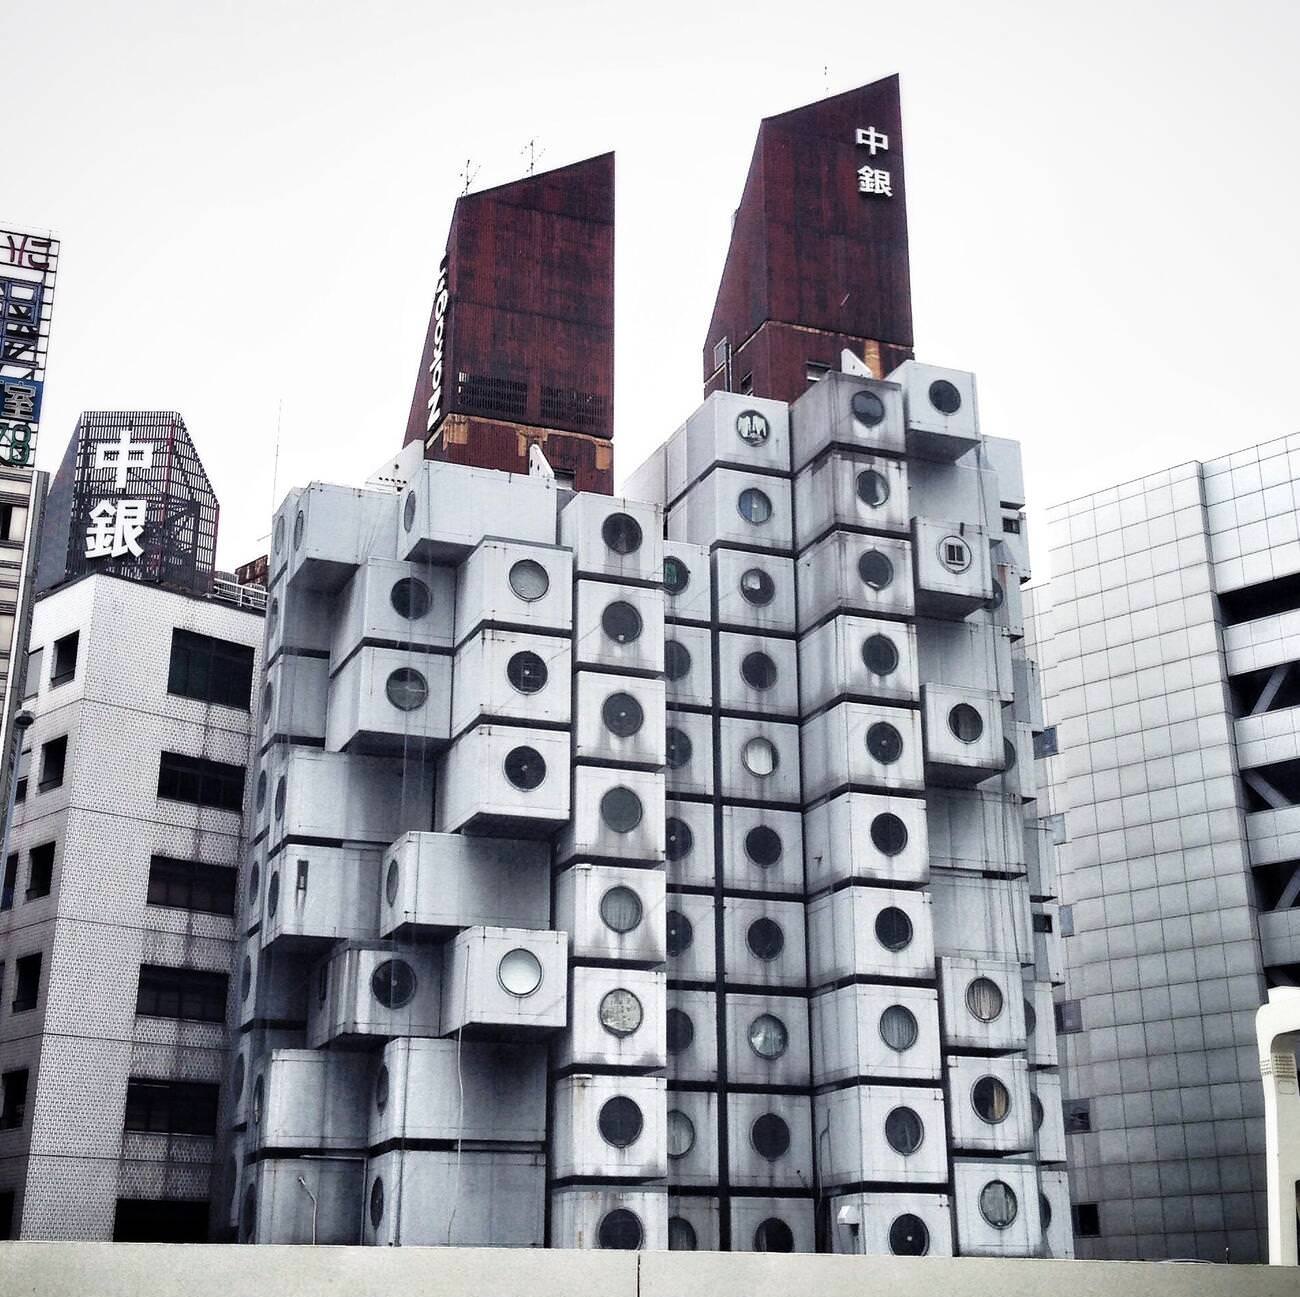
[269,397,282,516]
[521,138,546,176]
[458,158,480,195]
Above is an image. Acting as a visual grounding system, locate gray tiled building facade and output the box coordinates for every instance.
[1029,435,1300,1262]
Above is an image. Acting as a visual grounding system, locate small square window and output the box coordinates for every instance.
[1064,1098,1092,1134]
[1003,515,1022,534]
[25,842,54,900]
[1032,912,1053,934]
[0,1068,28,1129]
[50,632,79,686]
[739,372,754,396]
[13,953,41,1012]
[1072,1202,1100,1236]
[38,736,67,792]
[1055,998,1083,1034]
[1034,725,1059,759]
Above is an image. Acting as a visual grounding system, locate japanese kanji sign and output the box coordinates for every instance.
[0,227,60,468]
[854,126,893,199]
[85,425,151,560]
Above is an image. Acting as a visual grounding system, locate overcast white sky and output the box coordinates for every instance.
[6,0,1299,576]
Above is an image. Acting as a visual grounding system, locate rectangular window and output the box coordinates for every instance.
[805,361,830,384]
[1055,998,1083,1034]
[1033,725,1059,759]
[135,964,228,1023]
[1064,1099,1092,1134]
[146,856,236,917]
[157,752,246,813]
[49,631,78,686]
[0,1068,28,1129]
[1033,912,1053,934]
[38,735,67,791]
[1072,1202,1101,1236]
[13,953,41,1012]
[0,853,15,910]
[739,372,754,396]
[1002,515,1022,534]
[124,1078,220,1137]
[25,842,54,900]
[21,646,41,700]
[167,629,255,710]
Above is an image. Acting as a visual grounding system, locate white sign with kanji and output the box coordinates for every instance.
[85,499,147,559]
[855,126,893,199]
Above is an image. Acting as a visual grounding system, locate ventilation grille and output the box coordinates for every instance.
[540,386,607,434]
[456,374,527,422]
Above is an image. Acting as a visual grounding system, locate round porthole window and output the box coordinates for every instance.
[1024,997,1037,1036]
[938,534,972,574]
[851,388,887,426]
[742,736,778,777]
[666,910,694,957]
[948,702,984,743]
[248,861,260,907]
[600,786,644,833]
[292,509,305,550]
[751,1112,791,1161]
[754,1218,794,1252]
[599,885,643,933]
[371,959,417,1009]
[601,600,643,645]
[879,1004,919,1052]
[737,487,773,525]
[1031,1091,1044,1130]
[979,1180,1018,1229]
[1003,737,1018,772]
[506,650,548,694]
[972,1076,1012,1124]
[369,1176,385,1230]
[966,976,1005,1022]
[385,667,429,711]
[929,378,963,416]
[375,1064,389,1112]
[255,770,267,811]
[885,1106,924,1155]
[1040,1193,1052,1231]
[866,722,903,764]
[503,745,546,790]
[666,1007,694,1053]
[889,1214,929,1256]
[598,1208,643,1250]
[740,567,775,605]
[272,515,285,555]
[402,491,417,531]
[988,577,1005,610]
[870,812,908,856]
[666,726,693,770]
[240,954,252,1002]
[858,549,894,590]
[598,1095,644,1148]
[390,577,431,620]
[602,692,644,738]
[232,1054,246,1103]
[385,859,399,903]
[508,559,549,601]
[267,871,280,919]
[602,512,643,555]
[857,469,890,507]
[862,634,898,676]
[274,776,286,821]
[668,1216,698,1251]
[747,917,785,961]
[665,639,691,681]
[663,555,690,595]
[599,988,643,1038]
[667,1110,696,1159]
[748,1013,788,1060]
[261,682,273,728]
[741,651,777,690]
[665,816,693,861]
[498,947,543,997]
[875,905,913,952]
[745,825,783,867]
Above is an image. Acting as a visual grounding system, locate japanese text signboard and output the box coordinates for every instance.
[0,228,59,468]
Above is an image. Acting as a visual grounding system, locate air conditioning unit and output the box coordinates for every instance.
[665,989,718,1084]
[950,1158,1041,1257]
[325,645,453,754]
[1038,1168,1075,1258]
[826,1191,954,1257]
[368,1037,548,1146]
[905,455,999,530]
[794,451,911,551]
[666,798,715,889]
[915,616,1009,696]
[440,925,567,1037]
[398,458,558,563]
[815,1083,949,1189]
[946,1053,1034,1154]
[796,532,914,630]
[663,1089,719,1187]
[726,992,810,1087]
[556,967,667,1073]
[437,724,571,835]
[886,360,979,463]
[718,805,804,895]
[574,579,665,674]
[789,372,905,473]
[727,1092,813,1190]
[810,983,942,1086]
[454,538,574,643]
[574,671,666,768]
[722,897,808,989]
[559,492,663,584]
[279,482,396,593]
[714,548,797,634]
[1032,902,1063,985]
[729,1196,814,1253]
[912,519,994,619]
[378,831,550,939]
[1024,980,1057,1068]
[366,1148,545,1247]
[798,614,919,715]
[680,391,791,484]
[329,558,455,670]
[664,892,716,983]
[667,1195,722,1251]
[554,863,667,965]
[1030,1070,1066,1165]
[800,701,925,802]
[246,1049,371,1153]
[663,541,712,624]
[265,579,331,662]
[929,874,1032,965]
[664,624,713,708]
[550,1186,668,1250]
[555,766,666,866]
[260,844,381,949]
[803,792,929,894]
[1010,656,1043,730]
[451,628,573,737]
[260,653,327,745]
[667,466,793,552]
[306,942,443,1047]
[995,515,1030,576]
[717,716,801,804]
[806,885,936,987]
[926,789,1026,876]
[664,709,713,798]
[552,1074,668,1181]
[938,957,1027,1051]
[1023,817,1058,900]
[716,632,799,717]
[238,1155,364,1245]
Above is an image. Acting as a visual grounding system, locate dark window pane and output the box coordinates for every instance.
[135,964,228,1023]
[167,629,254,710]
[158,752,246,813]
[146,856,236,916]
